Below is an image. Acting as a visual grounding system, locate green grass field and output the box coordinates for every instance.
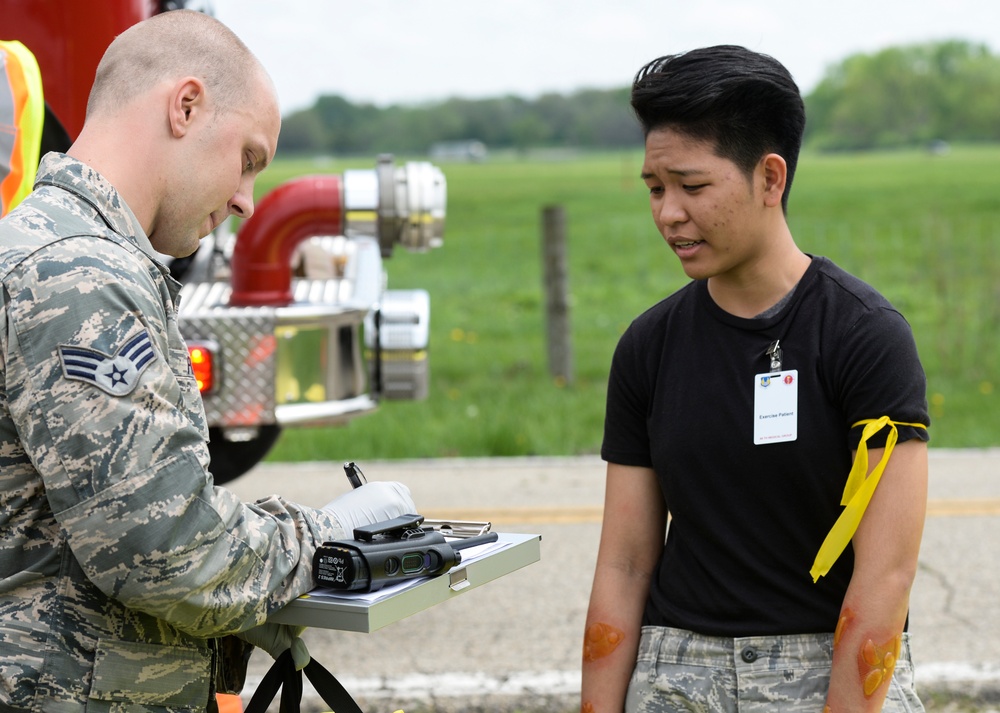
[260,145,1000,461]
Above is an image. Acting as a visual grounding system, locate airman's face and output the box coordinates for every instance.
[151,73,280,258]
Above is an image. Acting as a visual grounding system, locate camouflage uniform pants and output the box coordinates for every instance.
[624,626,925,712]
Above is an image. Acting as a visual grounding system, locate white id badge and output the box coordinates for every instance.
[753,369,798,444]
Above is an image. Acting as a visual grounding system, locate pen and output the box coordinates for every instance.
[344,461,366,489]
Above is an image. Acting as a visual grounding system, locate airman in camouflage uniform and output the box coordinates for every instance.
[0,11,414,713]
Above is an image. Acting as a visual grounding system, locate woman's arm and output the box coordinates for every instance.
[823,439,928,712]
[581,462,667,713]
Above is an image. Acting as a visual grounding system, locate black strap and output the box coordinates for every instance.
[245,650,365,713]
[244,650,292,713]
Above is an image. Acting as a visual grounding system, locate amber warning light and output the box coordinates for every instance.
[187,341,218,394]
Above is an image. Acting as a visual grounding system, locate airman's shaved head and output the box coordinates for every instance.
[87,9,268,119]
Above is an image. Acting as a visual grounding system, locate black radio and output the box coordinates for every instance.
[314,514,497,592]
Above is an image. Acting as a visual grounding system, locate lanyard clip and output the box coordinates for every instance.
[766,340,782,373]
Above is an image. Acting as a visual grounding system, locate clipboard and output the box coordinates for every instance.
[269,532,541,633]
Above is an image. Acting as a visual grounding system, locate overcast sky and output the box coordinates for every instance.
[211,0,1000,115]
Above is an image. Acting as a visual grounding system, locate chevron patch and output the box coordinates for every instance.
[58,329,157,397]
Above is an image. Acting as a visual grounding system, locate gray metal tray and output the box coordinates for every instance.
[269,532,541,632]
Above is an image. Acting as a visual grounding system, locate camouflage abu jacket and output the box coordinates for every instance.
[0,154,346,713]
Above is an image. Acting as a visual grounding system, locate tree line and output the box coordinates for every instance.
[277,40,1000,156]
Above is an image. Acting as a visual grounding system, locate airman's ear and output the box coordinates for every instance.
[760,153,787,208]
[168,77,206,138]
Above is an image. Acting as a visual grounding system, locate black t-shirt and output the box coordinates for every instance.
[602,256,929,637]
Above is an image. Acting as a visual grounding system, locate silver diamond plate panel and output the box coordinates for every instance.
[177,279,375,429]
[178,281,278,428]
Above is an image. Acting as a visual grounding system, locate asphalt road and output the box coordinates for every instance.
[226,449,1000,712]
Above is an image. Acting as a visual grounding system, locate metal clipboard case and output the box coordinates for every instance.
[270,532,541,633]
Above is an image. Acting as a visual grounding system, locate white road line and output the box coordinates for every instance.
[244,663,999,702]
[917,661,1000,684]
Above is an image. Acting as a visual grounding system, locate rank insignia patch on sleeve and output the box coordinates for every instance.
[58,329,157,396]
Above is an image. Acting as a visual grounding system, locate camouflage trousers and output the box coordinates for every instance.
[624,626,925,712]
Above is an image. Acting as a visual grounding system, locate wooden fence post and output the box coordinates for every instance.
[541,205,573,385]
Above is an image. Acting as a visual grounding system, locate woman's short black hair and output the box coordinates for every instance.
[631,45,806,212]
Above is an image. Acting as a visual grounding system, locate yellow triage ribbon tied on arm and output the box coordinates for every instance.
[810,416,928,583]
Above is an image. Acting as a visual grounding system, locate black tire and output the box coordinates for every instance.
[207,425,283,485]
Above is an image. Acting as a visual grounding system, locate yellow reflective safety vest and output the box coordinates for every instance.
[1,40,44,218]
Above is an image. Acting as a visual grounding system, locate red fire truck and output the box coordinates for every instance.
[3,0,446,481]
